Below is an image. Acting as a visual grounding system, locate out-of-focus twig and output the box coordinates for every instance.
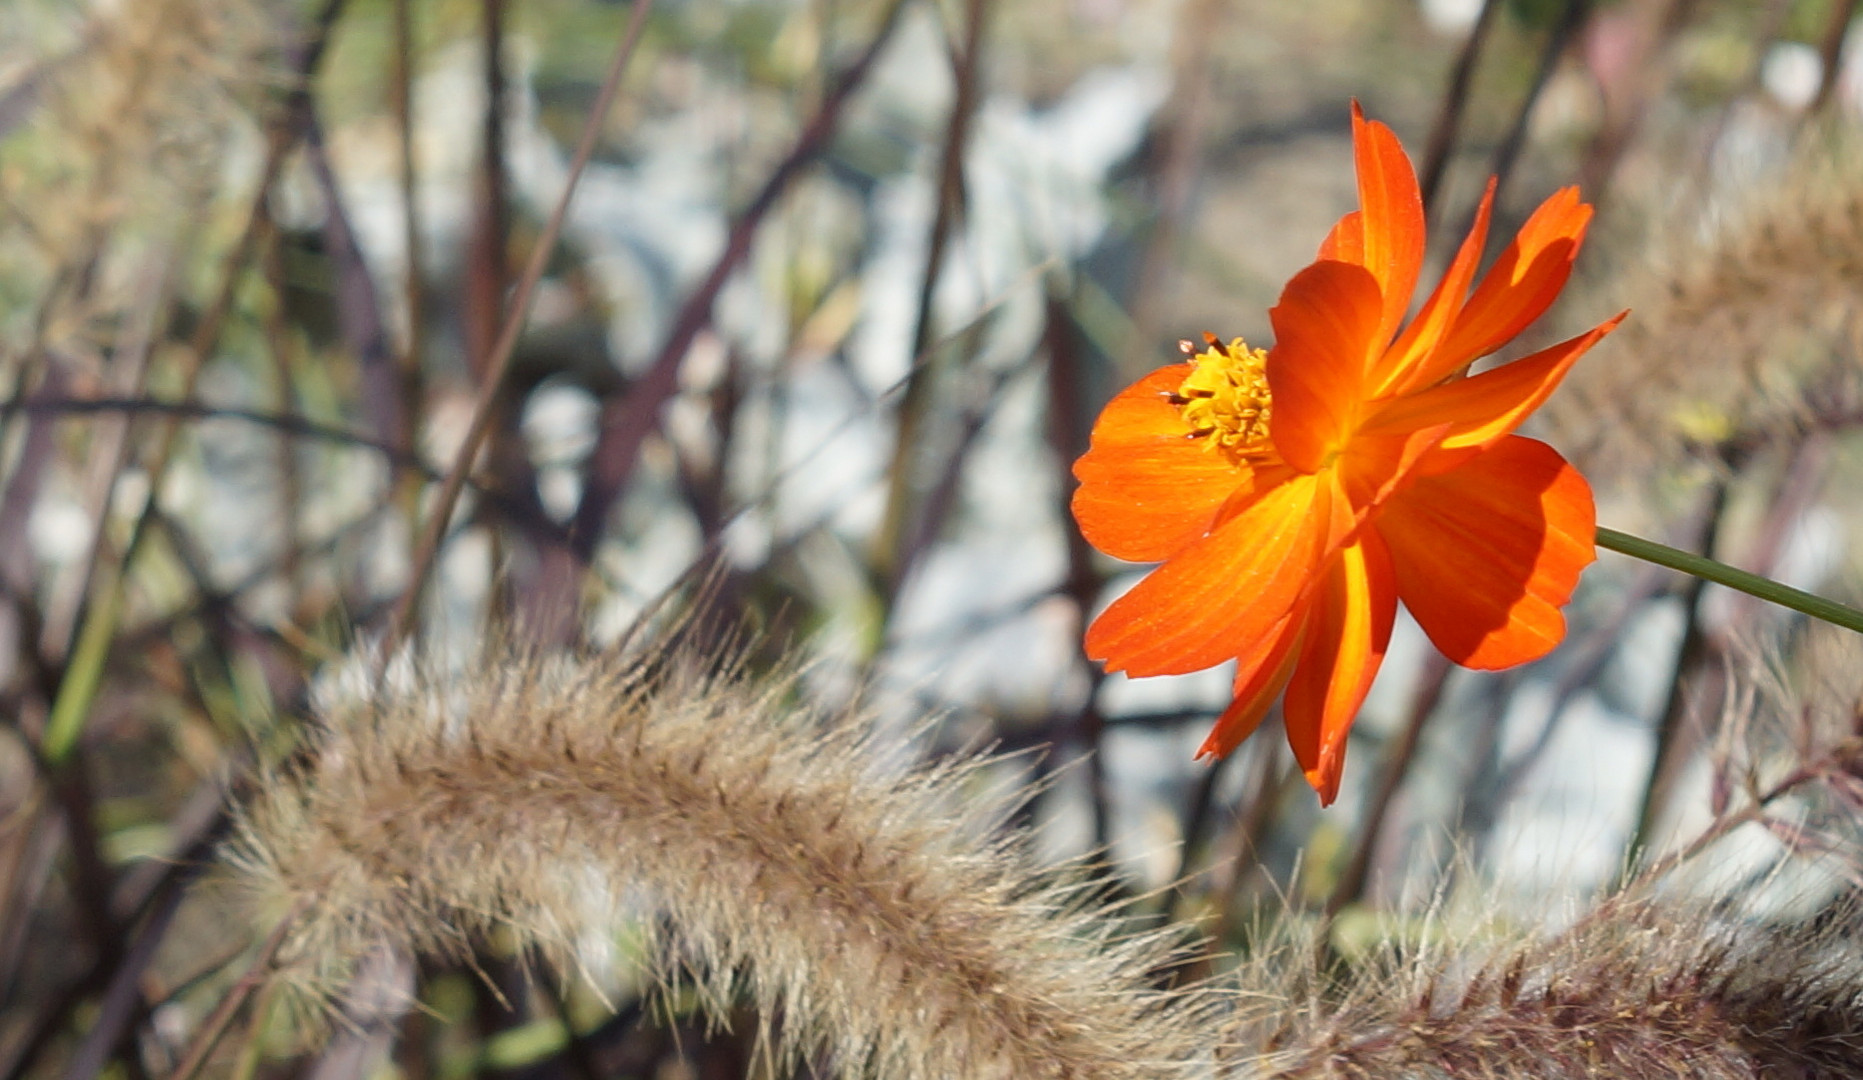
[1473,561,1673,837]
[1622,434,1849,873]
[874,0,992,601]
[1574,0,1700,206]
[1322,651,1453,920]
[1187,734,1293,980]
[1469,0,1592,242]
[0,398,508,505]
[306,120,402,449]
[1623,477,1728,877]
[1123,0,1224,371]
[466,0,510,388]
[1044,293,1112,848]
[60,872,189,1080]
[392,0,425,480]
[1417,0,1500,219]
[571,0,909,567]
[888,331,1022,611]
[1687,0,1792,194]
[259,224,305,594]
[1722,432,1832,630]
[1811,0,1861,113]
[40,0,347,767]
[162,898,311,1080]
[1169,749,1233,907]
[0,359,69,618]
[381,0,656,655]
[37,251,169,664]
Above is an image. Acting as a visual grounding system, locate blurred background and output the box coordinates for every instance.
[2,0,1863,1074]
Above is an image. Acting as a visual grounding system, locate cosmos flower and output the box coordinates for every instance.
[1072,105,1625,804]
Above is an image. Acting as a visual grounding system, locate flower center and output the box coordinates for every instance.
[1172,333,1272,462]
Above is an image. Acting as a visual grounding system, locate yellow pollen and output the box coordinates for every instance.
[1172,334,1272,462]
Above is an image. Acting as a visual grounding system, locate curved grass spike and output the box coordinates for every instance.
[216,614,1863,1078]
[226,636,1216,1080]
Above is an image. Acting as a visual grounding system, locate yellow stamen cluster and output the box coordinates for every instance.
[1173,335,1272,462]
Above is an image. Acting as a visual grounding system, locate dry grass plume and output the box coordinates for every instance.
[1220,895,1863,1079]
[223,623,1863,1078]
[0,0,266,361]
[226,635,1215,1080]
[1550,136,1863,483]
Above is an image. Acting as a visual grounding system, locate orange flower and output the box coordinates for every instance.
[1071,105,1625,805]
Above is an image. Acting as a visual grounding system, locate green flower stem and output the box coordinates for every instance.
[1596,526,1863,635]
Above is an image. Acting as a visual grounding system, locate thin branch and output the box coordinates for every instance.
[569,0,909,564]
[60,872,189,1080]
[874,0,993,596]
[1323,651,1453,919]
[1466,0,1591,241]
[1618,480,1728,878]
[392,0,426,469]
[162,898,311,1080]
[1811,0,1861,113]
[0,397,448,488]
[1417,0,1500,219]
[1045,293,1113,849]
[384,0,656,654]
[37,0,348,770]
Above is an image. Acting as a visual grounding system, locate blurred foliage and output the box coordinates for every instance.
[0,0,1861,1074]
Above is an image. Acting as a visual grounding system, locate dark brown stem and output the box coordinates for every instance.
[162,898,311,1080]
[1123,0,1225,367]
[0,398,497,501]
[1417,0,1500,219]
[1193,735,1293,975]
[306,117,403,448]
[1323,651,1453,919]
[1045,293,1113,849]
[567,0,908,566]
[1468,0,1591,242]
[139,0,347,484]
[861,0,990,599]
[59,872,189,1080]
[392,0,425,467]
[1624,477,1728,876]
[1473,562,1673,839]
[1811,0,1861,113]
[887,334,1020,614]
[385,0,657,654]
[259,224,305,594]
[45,755,122,991]
[37,0,348,786]
[466,0,510,387]
[1168,750,1232,904]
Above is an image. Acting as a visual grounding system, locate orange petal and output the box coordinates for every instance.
[1267,260,1383,473]
[1282,532,1397,805]
[1318,209,1365,266]
[1336,423,1454,536]
[1070,366,1247,562]
[1347,103,1427,351]
[1195,607,1308,760]
[1373,178,1495,397]
[1429,187,1593,375]
[1085,471,1329,677]
[1362,312,1626,462]
[1375,435,1596,670]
